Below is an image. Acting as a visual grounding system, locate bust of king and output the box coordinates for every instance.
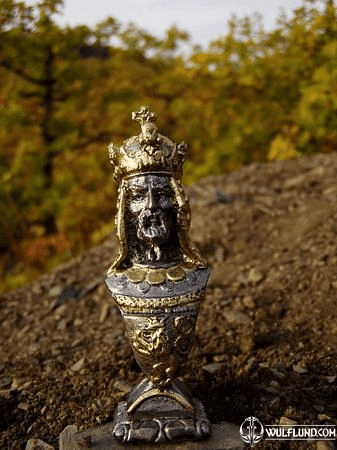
[107,105,207,286]
[105,106,211,445]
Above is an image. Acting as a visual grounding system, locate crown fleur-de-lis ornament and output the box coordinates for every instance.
[105,106,211,444]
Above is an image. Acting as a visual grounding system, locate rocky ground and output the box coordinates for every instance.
[1,152,337,449]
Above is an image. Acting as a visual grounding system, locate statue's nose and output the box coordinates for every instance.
[145,190,156,209]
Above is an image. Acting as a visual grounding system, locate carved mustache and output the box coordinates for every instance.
[137,209,168,242]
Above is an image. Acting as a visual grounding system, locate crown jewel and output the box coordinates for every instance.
[108,106,187,182]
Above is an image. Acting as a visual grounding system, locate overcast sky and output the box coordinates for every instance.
[27,0,313,48]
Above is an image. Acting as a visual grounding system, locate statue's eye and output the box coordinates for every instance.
[130,190,146,201]
[155,188,171,198]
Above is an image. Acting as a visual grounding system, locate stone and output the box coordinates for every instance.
[326,376,336,383]
[99,302,110,323]
[0,376,11,388]
[11,377,22,389]
[242,295,255,308]
[323,185,337,196]
[269,397,281,414]
[0,389,12,399]
[247,268,264,285]
[203,362,226,376]
[292,364,308,374]
[49,286,62,298]
[214,189,233,203]
[214,246,227,263]
[25,439,55,449]
[310,166,325,177]
[284,174,305,189]
[223,309,250,325]
[70,358,86,372]
[59,425,78,450]
[32,283,42,295]
[209,262,232,286]
[59,421,245,450]
[317,414,332,421]
[279,416,298,426]
[17,402,29,411]
[316,441,336,450]
[269,368,286,380]
[114,380,131,394]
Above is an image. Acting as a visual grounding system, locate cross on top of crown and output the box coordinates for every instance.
[132,106,157,126]
[108,106,186,182]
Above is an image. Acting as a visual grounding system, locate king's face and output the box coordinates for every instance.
[125,174,176,246]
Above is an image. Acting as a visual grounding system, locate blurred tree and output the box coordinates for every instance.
[0,0,121,282]
[183,0,337,173]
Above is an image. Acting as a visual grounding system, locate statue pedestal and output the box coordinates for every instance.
[60,421,245,450]
[113,395,210,444]
[111,377,210,444]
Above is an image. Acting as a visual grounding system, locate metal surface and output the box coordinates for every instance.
[105,106,211,444]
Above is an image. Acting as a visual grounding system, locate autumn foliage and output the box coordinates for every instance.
[1,0,336,291]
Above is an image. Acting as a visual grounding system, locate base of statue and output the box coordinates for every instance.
[112,377,211,444]
[113,397,210,443]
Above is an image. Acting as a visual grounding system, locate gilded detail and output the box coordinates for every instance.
[106,105,206,276]
[108,106,186,182]
[105,107,211,444]
[122,310,198,387]
[114,288,205,313]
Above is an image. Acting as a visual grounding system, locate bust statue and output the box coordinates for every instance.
[107,105,205,274]
[105,106,211,444]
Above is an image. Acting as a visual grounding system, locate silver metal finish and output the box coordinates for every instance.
[105,106,211,444]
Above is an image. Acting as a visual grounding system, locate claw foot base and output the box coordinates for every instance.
[113,396,211,444]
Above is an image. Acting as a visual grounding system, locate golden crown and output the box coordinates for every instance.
[108,106,187,182]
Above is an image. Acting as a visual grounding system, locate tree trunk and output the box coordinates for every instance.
[325,0,336,39]
[41,46,58,235]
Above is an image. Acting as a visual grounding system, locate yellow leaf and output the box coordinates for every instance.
[267,135,298,161]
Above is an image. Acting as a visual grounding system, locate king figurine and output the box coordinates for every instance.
[105,106,211,444]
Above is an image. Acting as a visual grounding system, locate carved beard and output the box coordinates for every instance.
[124,206,183,267]
[136,209,170,262]
[137,209,169,244]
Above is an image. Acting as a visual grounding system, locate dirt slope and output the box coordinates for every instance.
[1,152,337,449]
